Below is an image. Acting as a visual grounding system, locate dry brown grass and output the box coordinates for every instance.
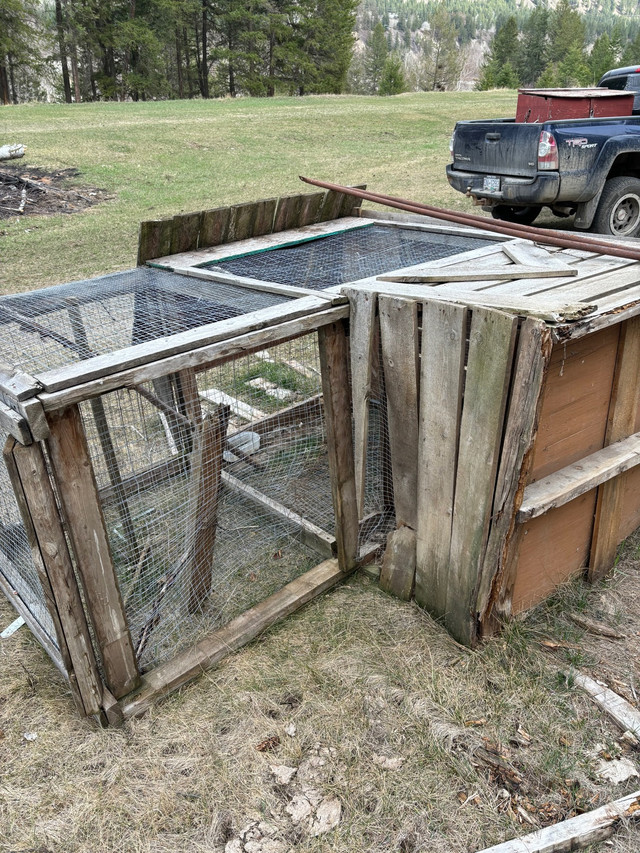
[3,549,640,852]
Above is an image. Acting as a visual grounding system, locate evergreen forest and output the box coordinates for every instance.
[3,0,640,105]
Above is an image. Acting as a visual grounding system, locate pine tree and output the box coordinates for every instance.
[378,53,404,95]
[515,7,548,87]
[590,34,616,86]
[548,0,585,64]
[365,20,388,93]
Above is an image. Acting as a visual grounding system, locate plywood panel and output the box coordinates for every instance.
[529,325,619,481]
[511,490,596,614]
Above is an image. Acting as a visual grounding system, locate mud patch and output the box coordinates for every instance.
[0,165,110,220]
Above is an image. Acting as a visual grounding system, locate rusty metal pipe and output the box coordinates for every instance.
[300,176,640,263]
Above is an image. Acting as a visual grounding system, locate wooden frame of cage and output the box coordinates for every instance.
[5,189,640,722]
[0,301,359,724]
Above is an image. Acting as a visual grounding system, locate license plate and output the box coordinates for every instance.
[483,175,500,192]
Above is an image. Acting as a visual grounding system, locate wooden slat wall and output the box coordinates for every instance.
[137,188,365,265]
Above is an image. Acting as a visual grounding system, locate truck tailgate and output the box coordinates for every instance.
[452,121,541,178]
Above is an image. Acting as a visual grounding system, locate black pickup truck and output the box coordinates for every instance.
[446,66,640,236]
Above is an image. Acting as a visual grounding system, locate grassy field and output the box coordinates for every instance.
[1,91,516,293]
[2,92,640,853]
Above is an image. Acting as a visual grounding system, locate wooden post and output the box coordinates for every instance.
[346,289,377,517]
[378,296,419,530]
[446,307,518,645]
[475,319,552,632]
[589,315,640,581]
[67,301,139,560]
[46,405,140,699]
[318,321,359,571]
[7,438,105,718]
[187,406,229,613]
[415,301,467,618]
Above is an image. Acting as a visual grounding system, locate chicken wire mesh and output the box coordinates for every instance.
[0,267,291,377]
[78,333,336,671]
[201,224,492,291]
[0,429,60,655]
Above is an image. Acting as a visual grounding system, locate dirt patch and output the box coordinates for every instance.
[0,165,110,220]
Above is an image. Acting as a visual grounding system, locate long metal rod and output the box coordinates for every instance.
[300,176,640,262]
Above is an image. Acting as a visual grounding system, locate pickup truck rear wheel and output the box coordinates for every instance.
[490,205,541,226]
[592,176,640,237]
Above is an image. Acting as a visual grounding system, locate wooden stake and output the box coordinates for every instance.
[345,289,377,516]
[46,404,140,699]
[318,321,359,571]
[187,405,229,613]
[378,296,419,530]
[8,438,105,717]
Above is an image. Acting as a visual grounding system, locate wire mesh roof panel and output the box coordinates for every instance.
[0,267,291,377]
[202,224,492,291]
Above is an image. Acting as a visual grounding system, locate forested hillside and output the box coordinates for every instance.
[2,0,640,105]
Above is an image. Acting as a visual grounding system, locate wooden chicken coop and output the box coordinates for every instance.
[2,185,640,722]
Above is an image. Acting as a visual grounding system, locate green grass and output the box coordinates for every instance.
[0,91,517,294]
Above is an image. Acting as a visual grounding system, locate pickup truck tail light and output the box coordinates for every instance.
[538,130,559,170]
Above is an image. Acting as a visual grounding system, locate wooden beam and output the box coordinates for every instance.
[589,315,640,581]
[518,429,640,522]
[379,296,419,530]
[37,295,338,394]
[187,407,228,613]
[46,405,140,699]
[8,438,105,717]
[476,790,640,853]
[221,471,336,559]
[118,557,349,720]
[137,218,172,266]
[446,307,518,645]
[475,319,552,630]
[318,321,359,571]
[414,301,467,617]
[379,265,579,282]
[0,400,32,445]
[345,288,377,516]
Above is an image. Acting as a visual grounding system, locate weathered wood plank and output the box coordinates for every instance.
[446,307,518,645]
[252,197,278,237]
[187,407,228,613]
[414,301,467,617]
[345,288,377,516]
[46,405,140,699]
[38,304,350,411]
[221,471,336,559]
[170,212,202,256]
[199,206,231,249]
[572,671,640,739]
[589,315,640,581]
[36,295,337,394]
[379,265,579,282]
[476,789,640,853]
[227,201,258,243]
[318,321,359,571]
[379,526,416,601]
[9,438,105,717]
[118,557,350,720]
[378,295,419,529]
[298,191,326,226]
[475,319,552,631]
[0,400,32,445]
[273,194,303,233]
[518,429,640,522]
[500,240,573,269]
[137,219,172,266]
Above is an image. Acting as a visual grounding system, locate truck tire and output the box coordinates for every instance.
[591,176,640,237]
[490,205,541,226]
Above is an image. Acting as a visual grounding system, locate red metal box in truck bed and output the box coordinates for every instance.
[516,88,634,122]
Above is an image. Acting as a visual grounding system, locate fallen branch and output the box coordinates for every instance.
[568,612,625,639]
[571,670,640,739]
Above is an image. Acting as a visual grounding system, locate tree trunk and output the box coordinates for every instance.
[176,30,184,98]
[201,0,209,98]
[55,0,72,103]
[0,63,11,105]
